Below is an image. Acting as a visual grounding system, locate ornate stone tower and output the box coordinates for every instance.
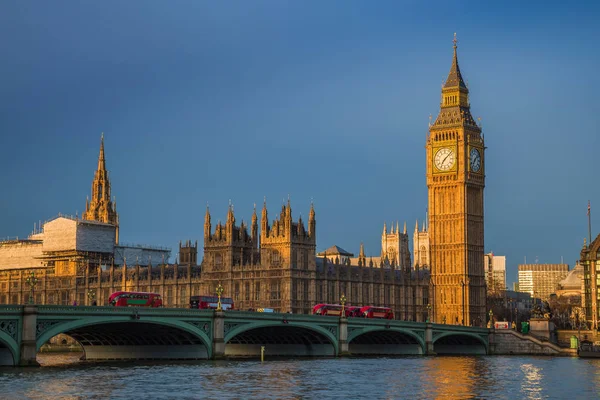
[201,202,259,295]
[380,222,411,270]
[179,240,198,266]
[427,36,486,326]
[260,199,316,313]
[203,203,258,271]
[82,133,119,243]
[413,219,430,269]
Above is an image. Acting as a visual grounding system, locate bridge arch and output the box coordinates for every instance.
[37,317,213,361]
[348,326,425,355]
[0,330,17,366]
[432,332,488,355]
[225,321,339,357]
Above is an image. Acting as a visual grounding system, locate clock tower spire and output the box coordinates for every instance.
[427,35,486,326]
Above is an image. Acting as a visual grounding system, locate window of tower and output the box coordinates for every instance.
[271,250,280,266]
[270,281,281,300]
[255,282,261,301]
[420,246,427,265]
[215,254,222,269]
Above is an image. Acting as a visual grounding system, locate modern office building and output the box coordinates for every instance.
[484,252,506,294]
[517,263,569,300]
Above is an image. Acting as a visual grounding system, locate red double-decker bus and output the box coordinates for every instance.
[189,295,235,310]
[108,291,163,307]
[346,306,363,317]
[360,306,394,319]
[313,304,363,317]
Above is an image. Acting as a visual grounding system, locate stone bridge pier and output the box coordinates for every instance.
[20,306,40,366]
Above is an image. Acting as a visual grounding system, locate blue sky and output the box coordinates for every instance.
[1,1,599,285]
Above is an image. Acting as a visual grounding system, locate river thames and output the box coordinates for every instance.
[1,354,599,399]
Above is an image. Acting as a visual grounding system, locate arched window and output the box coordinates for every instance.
[272,250,280,265]
[420,246,427,266]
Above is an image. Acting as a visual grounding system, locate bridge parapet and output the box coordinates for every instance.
[0,307,494,366]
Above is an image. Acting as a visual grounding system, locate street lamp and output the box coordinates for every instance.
[216,283,224,311]
[25,271,38,305]
[488,309,494,328]
[461,280,466,326]
[340,293,347,318]
[87,290,96,306]
[426,303,432,323]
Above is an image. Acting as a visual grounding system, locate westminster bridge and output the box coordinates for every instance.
[0,305,490,366]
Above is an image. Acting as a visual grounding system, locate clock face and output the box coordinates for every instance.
[470,148,481,172]
[434,147,456,171]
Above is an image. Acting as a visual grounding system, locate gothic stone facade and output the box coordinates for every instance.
[200,201,430,320]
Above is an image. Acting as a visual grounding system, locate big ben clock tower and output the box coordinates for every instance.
[427,35,486,326]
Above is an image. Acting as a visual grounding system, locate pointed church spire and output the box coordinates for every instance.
[252,203,257,224]
[415,219,419,233]
[359,242,365,257]
[98,132,106,171]
[308,200,316,238]
[204,203,211,233]
[383,222,387,235]
[403,221,407,235]
[227,200,235,224]
[444,33,467,89]
[83,133,118,243]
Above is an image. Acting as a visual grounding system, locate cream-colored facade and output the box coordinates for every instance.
[484,252,506,294]
[347,223,413,269]
[427,37,487,326]
[517,263,569,300]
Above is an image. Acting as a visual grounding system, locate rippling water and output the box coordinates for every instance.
[1,353,599,399]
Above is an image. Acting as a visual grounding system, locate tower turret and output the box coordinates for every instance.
[251,203,258,246]
[308,201,316,238]
[204,205,212,240]
[261,198,269,237]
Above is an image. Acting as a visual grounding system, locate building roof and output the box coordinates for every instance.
[444,41,467,89]
[317,245,354,257]
[558,263,583,290]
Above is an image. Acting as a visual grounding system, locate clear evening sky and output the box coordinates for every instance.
[1,1,599,285]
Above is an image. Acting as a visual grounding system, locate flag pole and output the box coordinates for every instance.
[588,200,592,246]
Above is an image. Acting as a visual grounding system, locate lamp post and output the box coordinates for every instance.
[25,271,38,305]
[216,283,224,311]
[340,293,347,318]
[87,289,96,306]
[488,309,494,328]
[461,280,466,326]
[427,303,432,323]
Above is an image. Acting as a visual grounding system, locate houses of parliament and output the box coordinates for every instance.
[0,37,486,325]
